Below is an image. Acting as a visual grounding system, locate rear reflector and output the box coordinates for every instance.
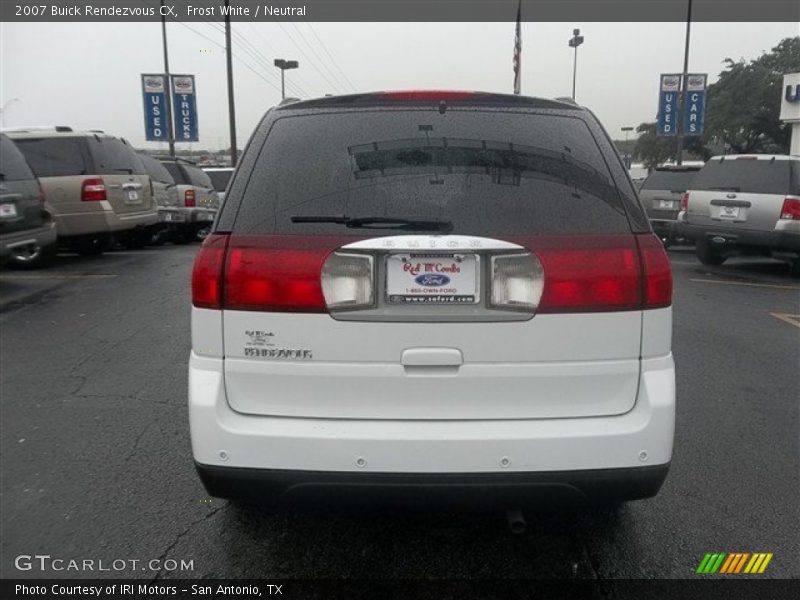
[81,178,106,202]
[780,196,800,220]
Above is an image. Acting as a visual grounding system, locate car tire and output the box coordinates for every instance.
[695,240,726,266]
[196,226,212,242]
[8,241,57,270]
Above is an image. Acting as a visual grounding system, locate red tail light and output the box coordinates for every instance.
[680,192,690,211]
[191,234,229,309]
[636,234,673,308]
[81,178,106,202]
[38,185,46,204]
[223,236,352,312]
[780,196,800,220]
[185,189,196,207]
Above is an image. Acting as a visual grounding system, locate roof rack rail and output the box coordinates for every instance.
[554,97,578,106]
[279,97,301,106]
[1,125,73,133]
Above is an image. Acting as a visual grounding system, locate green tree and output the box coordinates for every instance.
[632,123,708,169]
[702,36,800,153]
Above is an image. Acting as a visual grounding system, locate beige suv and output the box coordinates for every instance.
[7,127,158,254]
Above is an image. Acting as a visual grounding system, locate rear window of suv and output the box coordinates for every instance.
[0,135,35,181]
[12,137,91,177]
[692,158,792,195]
[87,137,145,175]
[182,165,214,189]
[140,154,175,184]
[229,110,632,236]
[641,169,699,192]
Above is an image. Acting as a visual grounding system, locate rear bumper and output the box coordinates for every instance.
[196,462,671,507]
[675,222,800,253]
[56,203,158,236]
[189,352,675,503]
[158,207,216,225]
[0,221,57,258]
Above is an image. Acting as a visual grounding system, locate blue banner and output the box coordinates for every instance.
[171,74,199,142]
[656,74,681,137]
[682,73,707,136]
[141,74,168,141]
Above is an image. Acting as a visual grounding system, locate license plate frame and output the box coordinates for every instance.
[386,253,479,305]
[718,205,740,219]
[0,203,18,219]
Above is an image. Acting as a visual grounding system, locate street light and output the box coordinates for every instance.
[273,59,299,100]
[621,126,635,169]
[568,28,584,101]
[0,97,20,128]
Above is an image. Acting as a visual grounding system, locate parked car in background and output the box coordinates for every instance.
[190,91,675,509]
[158,157,218,243]
[202,166,235,204]
[677,155,800,276]
[137,153,178,245]
[6,127,158,254]
[639,164,702,247]
[0,133,57,268]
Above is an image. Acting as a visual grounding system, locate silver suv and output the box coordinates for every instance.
[6,127,158,254]
[157,158,218,243]
[189,91,675,509]
[639,164,702,247]
[676,155,800,275]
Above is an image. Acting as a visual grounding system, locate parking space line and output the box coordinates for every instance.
[0,274,118,280]
[690,278,800,291]
[770,313,800,329]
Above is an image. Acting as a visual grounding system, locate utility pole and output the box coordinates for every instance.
[675,0,693,166]
[568,28,584,101]
[224,0,238,166]
[160,0,175,158]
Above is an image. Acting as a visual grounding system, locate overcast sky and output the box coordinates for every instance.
[1,21,797,150]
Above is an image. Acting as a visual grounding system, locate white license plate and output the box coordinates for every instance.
[125,190,141,204]
[657,199,676,209]
[197,212,214,221]
[0,203,18,218]
[719,206,740,219]
[161,212,184,222]
[386,253,478,304]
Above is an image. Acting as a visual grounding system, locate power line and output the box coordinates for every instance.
[245,22,319,96]
[289,21,353,93]
[271,19,346,94]
[304,21,357,92]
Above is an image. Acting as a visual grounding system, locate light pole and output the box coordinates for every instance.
[621,126,634,169]
[675,0,693,166]
[159,0,175,158]
[0,98,19,128]
[273,59,299,100]
[224,0,237,166]
[568,28,584,101]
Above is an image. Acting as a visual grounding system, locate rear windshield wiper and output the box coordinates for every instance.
[291,214,453,233]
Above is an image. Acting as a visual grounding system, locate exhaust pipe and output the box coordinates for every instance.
[506,508,527,534]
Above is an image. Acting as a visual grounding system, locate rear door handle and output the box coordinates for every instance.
[401,347,463,367]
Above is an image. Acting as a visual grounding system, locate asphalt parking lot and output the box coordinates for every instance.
[1,244,798,579]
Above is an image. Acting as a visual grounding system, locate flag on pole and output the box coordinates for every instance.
[513,0,522,94]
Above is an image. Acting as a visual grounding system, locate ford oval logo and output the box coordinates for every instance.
[415,274,450,287]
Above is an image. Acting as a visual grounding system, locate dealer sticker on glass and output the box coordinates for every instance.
[386,253,478,304]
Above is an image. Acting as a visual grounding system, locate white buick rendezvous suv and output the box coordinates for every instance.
[189,91,675,507]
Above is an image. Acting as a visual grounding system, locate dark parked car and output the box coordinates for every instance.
[639,164,702,247]
[0,133,57,268]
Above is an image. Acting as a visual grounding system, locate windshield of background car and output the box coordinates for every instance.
[641,169,698,192]
[206,170,233,191]
[12,136,90,177]
[0,135,35,181]
[183,165,214,189]
[162,162,188,184]
[231,109,631,236]
[691,159,792,195]
[140,155,175,184]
